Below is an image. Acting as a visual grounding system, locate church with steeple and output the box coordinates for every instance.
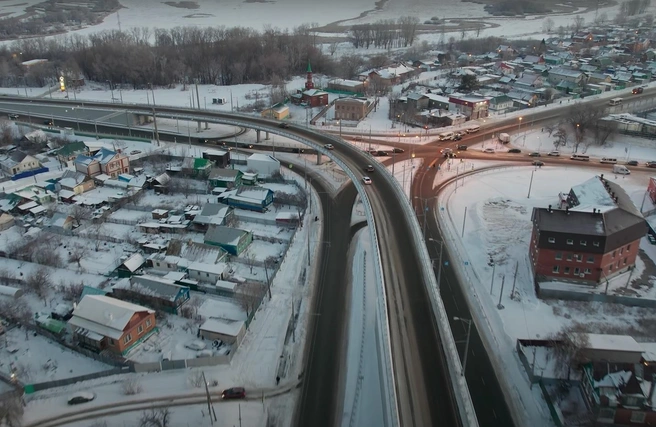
[290,60,329,108]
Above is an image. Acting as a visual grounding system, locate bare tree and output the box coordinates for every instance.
[246,253,257,274]
[70,205,92,227]
[88,223,107,251]
[236,282,265,317]
[542,18,555,33]
[58,281,85,302]
[139,407,171,427]
[0,391,24,427]
[68,244,89,268]
[328,41,339,56]
[187,370,205,388]
[544,123,558,137]
[553,127,569,149]
[121,376,143,395]
[573,15,585,32]
[548,327,590,379]
[591,120,617,147]
[24,266,51,302]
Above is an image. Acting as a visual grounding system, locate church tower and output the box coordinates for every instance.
[305,60,314,90]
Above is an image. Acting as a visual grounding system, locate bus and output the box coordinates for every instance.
[570,154,590,161]
[609,98,623,106]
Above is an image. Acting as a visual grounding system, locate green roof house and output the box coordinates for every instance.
[209,168,243,189]
[56,141,89,163]
[182,157,213,177]
[204,225,252,255]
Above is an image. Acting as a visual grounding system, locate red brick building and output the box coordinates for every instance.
[648,176,656,204]
[529,176,646,285]
[290,61,329,107]
[447,94,489,120]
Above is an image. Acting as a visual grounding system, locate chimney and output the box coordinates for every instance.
[548,204,552,213]
[592,208,596,214]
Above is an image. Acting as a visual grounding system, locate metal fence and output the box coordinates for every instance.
[24,367,131,394]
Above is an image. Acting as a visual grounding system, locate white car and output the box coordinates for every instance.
[185,341,207,351]
[548,151,560,156]
[362,176,372,185]
[483,148,495,154]
[324,144,334,150]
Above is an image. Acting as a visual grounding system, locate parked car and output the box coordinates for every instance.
[130,150,141,155]
[532,160,544,166]
[528,152,541,157]
[376,150,389,156]
[278,122,289,128]
[647,161,656,168]
[483,148,495,154]
[365,164,375,172]
[362,176,372,185]
[67,392,96,405]
[632,87,644,94]
[508,148,521,153]
[626,160,638,166]
[453,133,462,141]
[8,114,19,120]
[221,387,246,400]
[392,147,405,153]
[457,145,467,151]
[547,151,560,157]
[324,144,334,150]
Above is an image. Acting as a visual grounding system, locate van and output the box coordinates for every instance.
[466,124,480,133]
[609,98,623,106]
[438,131,454,141]
[613,165,630,175]
[600,157,617,164]
[570,154,590,161]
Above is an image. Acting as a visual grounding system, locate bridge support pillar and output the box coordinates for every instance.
[316,151,322,165]
[204,121,209,130]
[256,130,261,143]
[197,121,201,132]
[265,131,270,140]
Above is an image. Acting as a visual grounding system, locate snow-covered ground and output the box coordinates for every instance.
[386,158,423,200]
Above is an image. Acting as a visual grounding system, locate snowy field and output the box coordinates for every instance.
[437,162,656,342]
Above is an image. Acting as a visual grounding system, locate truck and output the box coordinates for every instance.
[498,133,510,144]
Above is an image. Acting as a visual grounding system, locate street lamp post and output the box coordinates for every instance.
[518,116,523,132]
[453,317,472,376]
[428,237,444,292]
[338,120,342,138]
[107,81,114,103]
[409,153,416,200]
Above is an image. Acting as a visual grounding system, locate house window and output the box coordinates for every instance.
[574,267,580,275]
[566,254,573,261]
[548,237,555,243]
[575,254,582,262]
[552,265,559,273]
[619,248,623,255]
[156,262,160,267]
[624,257,628,265]
[109,338,115,345]
[584,268,591,274]
[564,267,570,274]
[137,325,144,334]
[566,239,573,245]
[580,240,586,246]
[167,263,172,268]
[612,250,616,258]
[206,273,209,277]
[587,256,594,263]
[593,241,600,247]
[146,319,152,328]
[627,244,631,251]
[555,252,562,260]
[630,411,646,422]
[124,333,132,344]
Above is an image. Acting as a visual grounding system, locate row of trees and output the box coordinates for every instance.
[349,17,421,49]
[546,103,617,153]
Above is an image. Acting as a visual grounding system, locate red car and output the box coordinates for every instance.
[221,387,246,399]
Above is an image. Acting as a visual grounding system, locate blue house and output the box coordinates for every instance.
[219,187,274,212]
[111,275,190,314]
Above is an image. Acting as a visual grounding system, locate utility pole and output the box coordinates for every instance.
[527,170,535,198]
[152,108,160,146]
[511,261,519,299]
[195,80,201,110]
[202,371,217,424]
[490,262,496,295]
[497,275,505,309]
[461,206,467,238]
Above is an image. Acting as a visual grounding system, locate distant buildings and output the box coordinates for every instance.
[75,148,129,179]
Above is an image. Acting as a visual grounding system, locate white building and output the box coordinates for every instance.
[246,153,280,178]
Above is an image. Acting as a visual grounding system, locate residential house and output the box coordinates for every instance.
[48,212,74,231]
[246,153,280,178]
[543,55,564,65]
[529,176,647,285]
[58,170,94,195]
[219,187,274,212]
[365,64,418,85]
[186,261,227,284]
[112,275,190,314]
[334,97,373,121]
[202,149,230,168]
[588,72,612,85]
[199,318,246,346]
[547,68,587,86]
[0,151,42,176]
[68,295,156,355]
[404,93,429,111]
[56,141,89,164]
[327,78,367,94]
[291,89,329,107]
[488,94,514,114]
[209,168,242,189]
[425,94,450,110]
[116,253,146,278]
[514,73,543,88]
[204,225,253,255]
[192,203,232,230]
[261,103,290,120]
[448,94,489,120]
[182,157,212,177]
[75,148,129,179]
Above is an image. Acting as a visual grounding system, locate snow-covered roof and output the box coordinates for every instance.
[0,284,23,298]
[193,203,230,225]
[204,149,228,157]
[215,280,236,291]
[68,295,154,340]
[116,275,188,301]
[248,153,280,163]
[121,253,146,273]
[641,342,656,362]
[200,318,244,337]
[29,205,46,215]
[580,333,644,353]
[570,177,615,208]
[187,261,226,276]
[18,201,38,211]
[49,212,72,228]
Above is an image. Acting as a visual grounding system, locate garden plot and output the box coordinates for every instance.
[240,240,286,263]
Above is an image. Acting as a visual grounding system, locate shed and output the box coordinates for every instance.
[0,213,14,231]
[202,149,231,168]
[199,318,246,346]
[246,154,280,178]
[116,253,146,278]
[576,333,645,364]
[152,209,169,220]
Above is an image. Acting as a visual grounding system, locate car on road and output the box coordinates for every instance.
[647,161,656,168]
[362,176,372,185]
[444,152,457,158]
[67,392,96,405]
[532,160,544,166]
[324,144,334,150]
[547,151,560,157]
[278,123,290,128]
[453,133,462,141]
[221,387,246,400]
[392,147,405,153]
[44,120,53,126]
[483,148,495,154]
[130,150,141,155]
[627,160,639,166]
[375,150,389,156]
[529,152,541,157]
[8,114,19,120]
[365,164,375,172]
[457,145,467,151]
[508,148,521,153]
[632,87,644,94]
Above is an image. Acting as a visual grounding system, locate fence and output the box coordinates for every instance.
[538,379,565,427]
[538,285,656,308]
[132,354,231,373]
[24,367,131,394]
[11,167,49,181]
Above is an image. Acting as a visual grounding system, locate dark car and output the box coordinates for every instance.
[647,161,656,168]
[365,164,375,172]
[221,387,246,400]
[444,152,457,158]
[453,134,462,141]
[457,145,467,151]
[8,114,19,120]
[44,120,53,126]
[532,160,544,166]
[627,160,639,166]
[376,150,389,156]
[508,148,521,153]
[392,147,405,153]
[67,392,96,405]
[632,87,644,94]
[278,123,289,128]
